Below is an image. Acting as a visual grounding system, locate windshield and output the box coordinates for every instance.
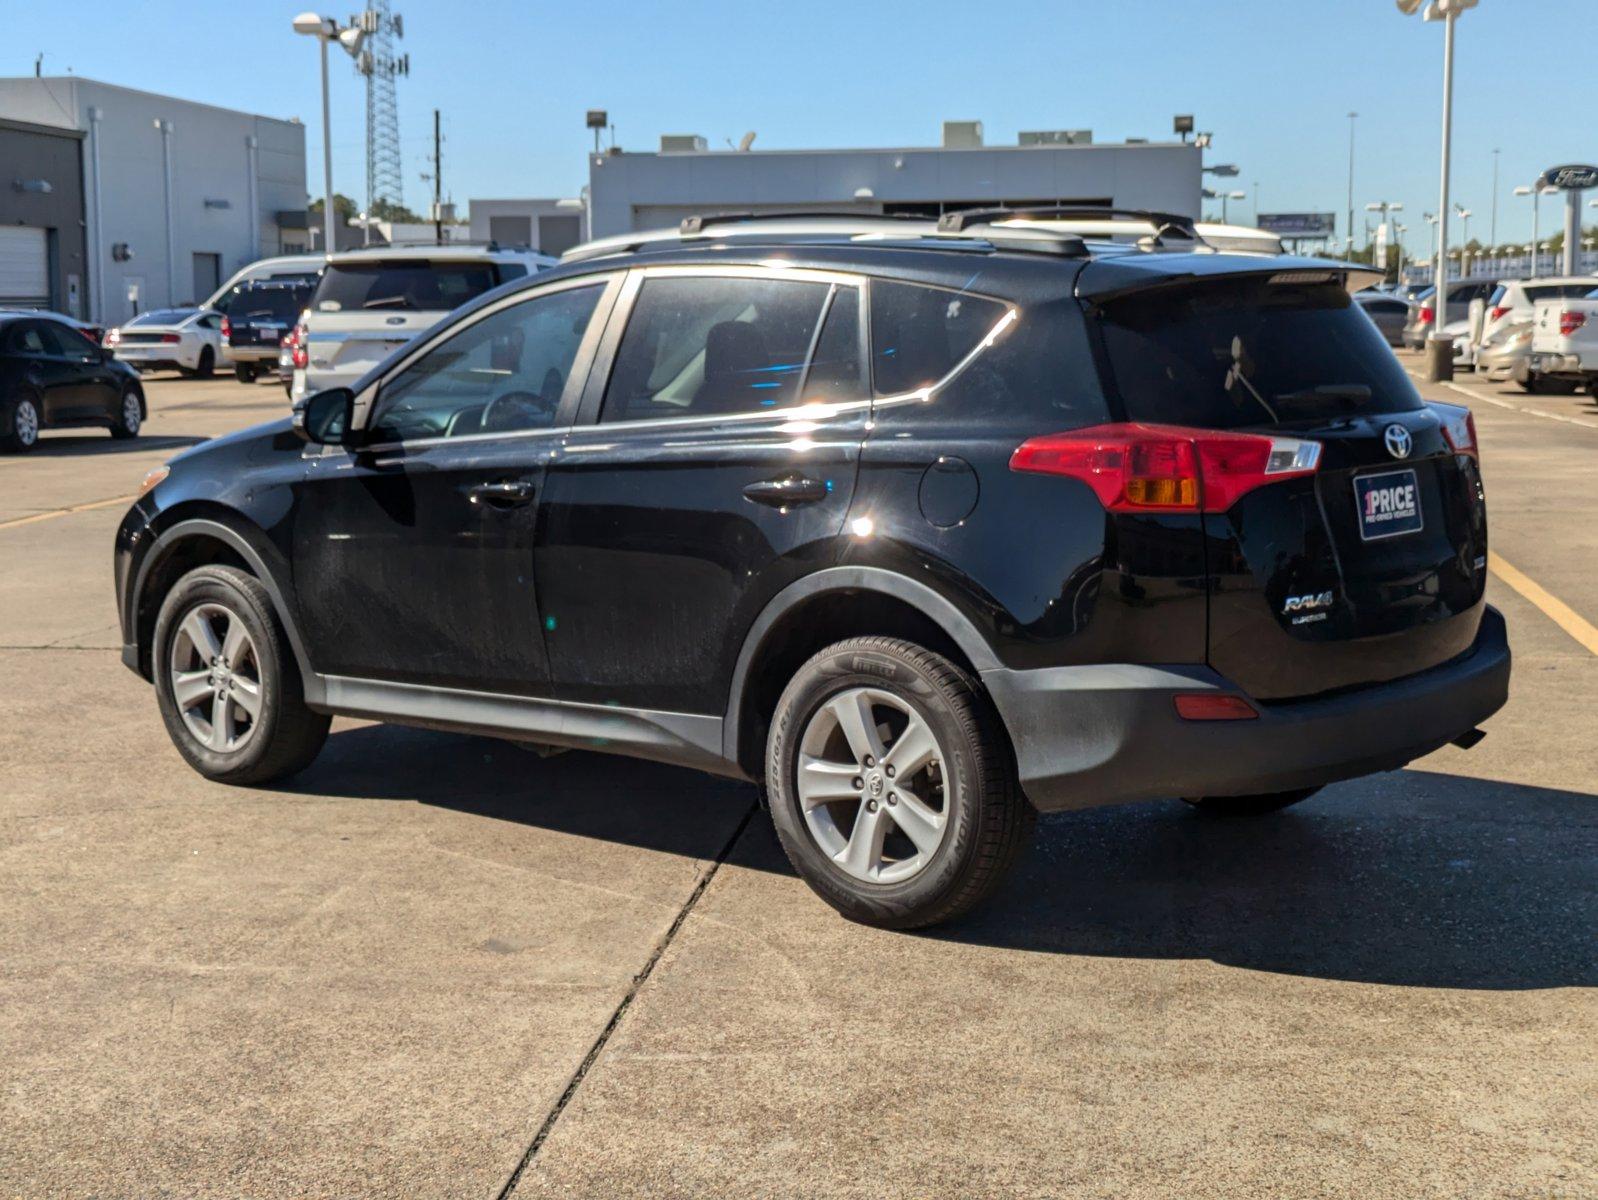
[129,309,196,327]
[1095,278,1424,429]
[311,260,499,313]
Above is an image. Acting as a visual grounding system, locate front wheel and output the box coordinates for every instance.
[153,565,330,785]
[1182,787,1322,817]
[766,637,1034,930]
[109,388,142,439]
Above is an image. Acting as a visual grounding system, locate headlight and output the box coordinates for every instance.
[138,465,169,498]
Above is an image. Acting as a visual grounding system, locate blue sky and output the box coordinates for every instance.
[5,0,1591,247]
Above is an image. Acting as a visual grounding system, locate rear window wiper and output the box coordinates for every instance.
[362,295,410,309]
[1274,384,1372,407]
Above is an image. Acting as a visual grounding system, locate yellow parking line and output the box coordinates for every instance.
[0,494,136,532]
[1489,551,1598,657]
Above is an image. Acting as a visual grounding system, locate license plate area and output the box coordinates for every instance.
[1354,468,1423,541]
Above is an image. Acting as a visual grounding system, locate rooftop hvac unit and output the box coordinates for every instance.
[942,121,983,149]
[660,134,709,153]
[1018,129,1093,146]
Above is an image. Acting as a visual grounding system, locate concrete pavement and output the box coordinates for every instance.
[0,363,1592,1198]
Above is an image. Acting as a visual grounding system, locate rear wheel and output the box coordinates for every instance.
[182,346,215,379]
[234,363,257,383]
[153,565,330,785]
[766,637,1034,930]
[2,392,41,452]
[1522,374,1579,395]
[109,388,142,439]
[1183,787,1321,817]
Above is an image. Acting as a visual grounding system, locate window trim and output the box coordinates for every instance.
[354,271,622,452]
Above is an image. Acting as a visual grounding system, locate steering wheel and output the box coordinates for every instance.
[480,390,553,433]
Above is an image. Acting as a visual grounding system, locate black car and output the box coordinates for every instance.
[221,280,314,383]
[113,211,1510,928]
[2,310,146,451]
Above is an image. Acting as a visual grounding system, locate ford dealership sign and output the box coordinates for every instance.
[1537,164,1598,191]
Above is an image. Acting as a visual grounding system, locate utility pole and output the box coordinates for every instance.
[432,108,442,246]
[1490,147,1499,248]
[1345,111,1358,261]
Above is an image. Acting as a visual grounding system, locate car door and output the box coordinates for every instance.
[45,318,121,418]
[535,266,868,714]
[7,321,78,423]
[291,274,619,695]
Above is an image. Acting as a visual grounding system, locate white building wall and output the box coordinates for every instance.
[0,77,307,324]
[586,142,1202,238]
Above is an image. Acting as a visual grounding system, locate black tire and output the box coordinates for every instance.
[182,346,215,379]
[153,565,330,785]
[1182,787,1322,817]
[766,637,1034,930]
[108,386,142,439]
[1,391,41,452]
[234,364,257,383]
[1522,374,1579,395]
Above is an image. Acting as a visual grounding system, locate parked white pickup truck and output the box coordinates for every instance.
[1524,289,1598,394]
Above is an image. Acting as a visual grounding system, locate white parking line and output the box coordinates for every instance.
[1405,367,1598,431]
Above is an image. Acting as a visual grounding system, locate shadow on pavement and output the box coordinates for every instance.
[294,724,1596,992]
[31,434,208,457]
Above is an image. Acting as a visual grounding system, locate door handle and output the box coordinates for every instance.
[742,475,830,508]
[466,479,536,508]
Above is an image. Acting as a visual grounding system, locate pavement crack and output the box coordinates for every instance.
[492,798,757,1200]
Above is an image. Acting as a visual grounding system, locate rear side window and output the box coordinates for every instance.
[227,289,303,323]
[602,275,836,421]
[1096,278,1424,430]
[313,260,499,313]
[870,281,1007,395]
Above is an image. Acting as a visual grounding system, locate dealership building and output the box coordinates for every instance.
[0,77,307,325]
[584,122,1202,239]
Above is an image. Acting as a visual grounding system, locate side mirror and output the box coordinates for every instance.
[294,387,356,446]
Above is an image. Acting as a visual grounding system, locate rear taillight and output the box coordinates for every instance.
[220,315,231,339]
[160,333,181,344]
[1559,310,1587,337]
[103,328,120,348]
[1439,409,1478,458]
[1489,305,1509,322]
[1419,305,1435,325]
[290,322,308,369]
[1010,423,1322,514]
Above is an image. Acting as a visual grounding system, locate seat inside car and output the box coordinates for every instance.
[695,320,770,413]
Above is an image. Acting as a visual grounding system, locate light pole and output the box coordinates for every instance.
[1366,200,1404,276]
[1398,0,1478,379]
[1490,147,1499,246]
[1514,184,1555,277]
[292,12,366,255]
[1220,190,1245,222]
[1454,203,1472,274]
[1345,111,1358,261]
[1425,211,1439,271]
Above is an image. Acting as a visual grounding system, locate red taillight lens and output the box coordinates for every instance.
[290,322,309,369]
[160,333,181,344]
[220,316,231,339]
[1174,693,1258,721]
[1489,306,1509,322]
[1439,409,1478,458]
[1419,305,1435,325]
[1559,310,1587,337]
[104,328,120,347]
[1010,423,1322,514]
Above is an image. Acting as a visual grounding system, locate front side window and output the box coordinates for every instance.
[313,260,501,313]
[10,322,63,356]
[870,281,1008,396]
[601,275,838,422]
[370,284,604,442]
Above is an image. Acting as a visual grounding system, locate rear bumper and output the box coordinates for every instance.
[228,346,280,364]
[1528,351,1588,376]
[982,606,1510,813]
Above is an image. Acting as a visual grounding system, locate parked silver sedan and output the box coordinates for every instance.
[1355,291,1408,348]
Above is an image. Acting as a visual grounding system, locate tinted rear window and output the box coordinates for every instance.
[312,260,499,313]
[226,289,306,322]
[871,281,1008,395]
[1096,278,1424,429]
[129,309,195,326]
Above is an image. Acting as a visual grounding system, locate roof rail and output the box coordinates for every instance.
[678,210,924,235]
[937,205,1200,241]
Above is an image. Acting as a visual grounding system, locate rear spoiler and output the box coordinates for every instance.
[1076,255,1384,304]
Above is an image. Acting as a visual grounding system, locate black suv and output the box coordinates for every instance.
[221,280,314,383]
[113,211,1510,928]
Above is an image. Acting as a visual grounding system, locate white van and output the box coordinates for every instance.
[290,244,556,403]
[204,254,326,311]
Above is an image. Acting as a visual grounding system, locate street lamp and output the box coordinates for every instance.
[1454,203,1473,274]
[1513,184,1557,278]
[1396,0,1478,379]
[1219,190,1245,222]
[1345,111,1358,262]
[292,12,366,254]
[1366,200,1404,274]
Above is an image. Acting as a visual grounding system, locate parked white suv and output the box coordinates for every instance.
[1526,287,1598,394]
[290,245,556,403]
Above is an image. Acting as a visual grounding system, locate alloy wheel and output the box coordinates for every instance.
[121,393,141,433]
[796,687,951,883]
[14,398,38,446]
[168,602,262,753]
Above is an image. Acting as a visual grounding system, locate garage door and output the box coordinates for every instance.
[0,225,49,308]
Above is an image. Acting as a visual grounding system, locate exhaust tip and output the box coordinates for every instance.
[1451,728,1487,751]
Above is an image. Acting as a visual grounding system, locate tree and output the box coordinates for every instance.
[370,197,424,223]
[308,194,359,221]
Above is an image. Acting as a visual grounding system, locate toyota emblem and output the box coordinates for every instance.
[1383,423,1413,460]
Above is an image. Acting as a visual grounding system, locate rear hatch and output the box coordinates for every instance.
[1084,263,1488,700]
[303,257,503,380]
[226,288,306,349]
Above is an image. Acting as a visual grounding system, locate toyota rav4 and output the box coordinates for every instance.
[114,210,1510,929]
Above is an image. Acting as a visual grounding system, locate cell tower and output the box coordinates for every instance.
[353,3,409,221]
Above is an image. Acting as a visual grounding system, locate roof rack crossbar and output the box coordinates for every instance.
[678,210,924,235]
[936,205,1200,239]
